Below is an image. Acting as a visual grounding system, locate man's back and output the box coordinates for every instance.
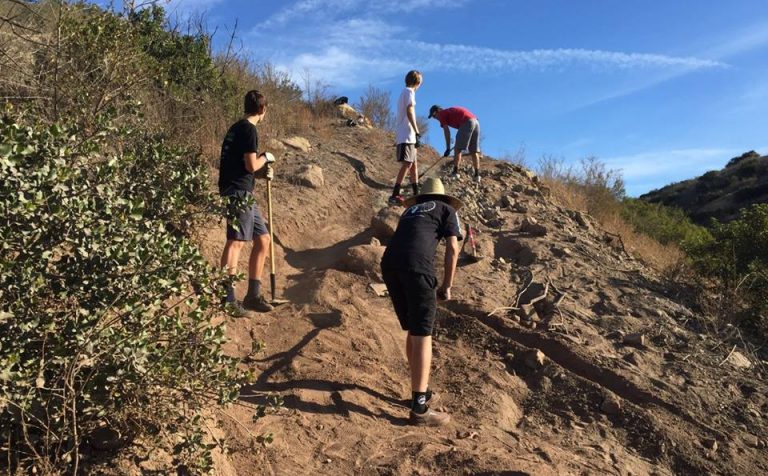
[218,119,258,195]
[382,200,462,275]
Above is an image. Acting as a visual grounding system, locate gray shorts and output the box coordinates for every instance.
[396,143,417,163]
[455,118,480,154]
[224,190,269,241]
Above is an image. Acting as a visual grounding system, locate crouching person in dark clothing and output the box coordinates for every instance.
[380,177,463,426]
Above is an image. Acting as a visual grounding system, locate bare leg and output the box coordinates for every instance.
[409,335,432,393]
[453,150,463,172]
[394,162,411,191]
[472,151,481,174]
[249,233,270,280]
[409,160,418,185]
[406,334,413,368]
[221,240,245,275]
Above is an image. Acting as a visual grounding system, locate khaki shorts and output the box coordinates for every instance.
[396,143,417,163]
[455,118,480,154]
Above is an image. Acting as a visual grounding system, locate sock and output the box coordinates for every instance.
[452,165,459,174]
[474,168,480,177]
[412,391,428,414]
[411,182,419,195]
[392,184,401,197]
[425,388,433,402]
[246,279,262,300]
[223,282,236,304]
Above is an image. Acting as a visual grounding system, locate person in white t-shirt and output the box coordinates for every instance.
[388,70,423,205]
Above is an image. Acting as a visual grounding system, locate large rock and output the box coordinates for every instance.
[295,164,324,189]
[282,136,312,153]
[371,207,401,240]
[520,217,548,237]
[336,244,385,280]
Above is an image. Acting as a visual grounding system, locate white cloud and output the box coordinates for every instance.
[259,0,468,28]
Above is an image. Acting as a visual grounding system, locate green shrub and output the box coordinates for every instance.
[0,111,242,473]
[621,198,710,246]
[683,204,768,335]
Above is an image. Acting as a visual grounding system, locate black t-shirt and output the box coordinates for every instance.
[218,119,259,195]
[381,199,464,276]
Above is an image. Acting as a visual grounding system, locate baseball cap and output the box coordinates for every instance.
[428,105,440,118]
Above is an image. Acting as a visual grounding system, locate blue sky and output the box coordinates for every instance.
[124,1,768,195]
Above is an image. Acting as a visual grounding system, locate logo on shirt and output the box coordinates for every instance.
[403,201,436,218]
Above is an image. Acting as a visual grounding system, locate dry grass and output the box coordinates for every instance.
[542,177,683,271]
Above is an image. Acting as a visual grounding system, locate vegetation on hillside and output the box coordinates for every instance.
[0,1,310,472]
[640,150,768,225]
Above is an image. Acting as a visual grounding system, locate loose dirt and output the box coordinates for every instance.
[187,119,768,475]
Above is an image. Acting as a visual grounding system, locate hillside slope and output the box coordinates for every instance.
[640,151,768,225]
[177,120,768,475]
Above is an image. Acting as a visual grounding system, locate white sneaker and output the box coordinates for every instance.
[451,170,460,179]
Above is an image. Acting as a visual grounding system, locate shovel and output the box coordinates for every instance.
[266,165,290,306]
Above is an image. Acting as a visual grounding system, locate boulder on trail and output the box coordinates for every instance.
[295,164,324,189]
[335,244,385,280]
[282,136,312,152]
[371,207,401,240]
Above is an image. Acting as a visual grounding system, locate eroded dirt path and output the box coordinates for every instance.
[193,123,767,476]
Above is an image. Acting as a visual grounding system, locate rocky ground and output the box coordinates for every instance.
[115,116,768,475]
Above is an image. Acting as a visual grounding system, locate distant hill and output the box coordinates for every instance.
[640,151,768,225]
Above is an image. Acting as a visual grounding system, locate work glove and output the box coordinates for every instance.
[443,147,452,157]
[415,133,422,148]
[262,152,276,163]
[265,167,274,181]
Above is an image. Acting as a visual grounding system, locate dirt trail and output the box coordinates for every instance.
[193,120,768,476]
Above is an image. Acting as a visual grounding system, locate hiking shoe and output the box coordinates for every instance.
[409,407,451,426]
[451,170,460,180]
[474,174,481,184]
[242,295,274,313]
[388,195,404,206]
[224,301,254,318]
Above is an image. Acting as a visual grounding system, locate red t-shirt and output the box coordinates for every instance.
[436,107,476,129]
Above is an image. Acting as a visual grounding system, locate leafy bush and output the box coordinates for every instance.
[684,204,768,335]
[0,111,241,473]
[621,198,710,246]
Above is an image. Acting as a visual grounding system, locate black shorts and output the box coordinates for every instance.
[381,267,438,336]
[224,190,269,241]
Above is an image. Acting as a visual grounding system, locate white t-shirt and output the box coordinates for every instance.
[395,87,416,144]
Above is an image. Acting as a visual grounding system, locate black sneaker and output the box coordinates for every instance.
[242,295,274,313]
[224,301,253,318]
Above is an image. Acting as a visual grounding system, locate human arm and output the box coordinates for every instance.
[407,103,419,136]
[438,236,459,300]
[245,152,275,174]
[443,126,451,156]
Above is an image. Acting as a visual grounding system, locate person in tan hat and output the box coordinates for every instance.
[380,177,463,426]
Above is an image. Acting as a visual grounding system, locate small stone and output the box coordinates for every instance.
[600,394,621,415]
[370,237,381,246]
[744,434,760,448]
[524,349,546,369]
[623,352,641,366]
[727,351,752,369]
[622,333,646,347]
[702,438,718,452]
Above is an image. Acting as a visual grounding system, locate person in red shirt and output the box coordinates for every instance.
[428,105,481,182]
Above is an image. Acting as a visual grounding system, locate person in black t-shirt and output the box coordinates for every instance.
[219,90,277,316]
[381,177,463,426]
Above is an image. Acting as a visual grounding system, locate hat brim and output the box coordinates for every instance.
[404,193,463,211]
